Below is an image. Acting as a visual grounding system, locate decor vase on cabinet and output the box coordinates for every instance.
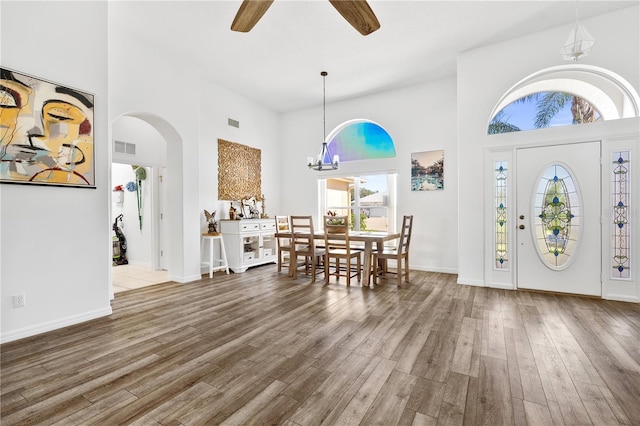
[220,219,277,272]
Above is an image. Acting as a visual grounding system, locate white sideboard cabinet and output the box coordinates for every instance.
[220,219,277,273]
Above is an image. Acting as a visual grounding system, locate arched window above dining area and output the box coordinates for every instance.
[319,119,398,232]
[325,119,396,162]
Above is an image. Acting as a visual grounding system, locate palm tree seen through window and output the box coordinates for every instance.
[488,91,601,134]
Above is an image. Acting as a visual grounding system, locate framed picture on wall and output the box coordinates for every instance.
[411,150,444,191]
[0,67,96,188]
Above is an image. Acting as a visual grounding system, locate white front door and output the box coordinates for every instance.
[516,142,601,296]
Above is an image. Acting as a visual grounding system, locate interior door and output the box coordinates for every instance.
[516,142,601,296]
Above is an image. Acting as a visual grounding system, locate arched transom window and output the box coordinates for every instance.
[488,65,640,135]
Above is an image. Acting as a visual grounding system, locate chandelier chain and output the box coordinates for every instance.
[322,71,327,142]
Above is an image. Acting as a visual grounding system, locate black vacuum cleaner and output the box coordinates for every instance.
[112,214,128,265]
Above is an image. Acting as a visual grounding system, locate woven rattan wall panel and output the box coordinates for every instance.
[218,139,261,200]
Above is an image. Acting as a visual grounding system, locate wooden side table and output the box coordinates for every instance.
[201,233,229,278]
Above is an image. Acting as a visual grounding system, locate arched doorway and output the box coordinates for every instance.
[110,112,184,296]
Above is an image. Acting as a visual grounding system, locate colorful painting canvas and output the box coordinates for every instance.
[1,68,95,187]
[411,150,444,191]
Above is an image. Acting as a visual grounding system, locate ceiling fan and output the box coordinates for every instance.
[231,0,380,36]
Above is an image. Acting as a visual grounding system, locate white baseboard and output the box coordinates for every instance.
[0,306,113,344]
[457,277,486,287]
[169,273,202,284]
[410,265,458,275]
[456,278,515,290]
[602,293,640,303]
[487,282,516,290]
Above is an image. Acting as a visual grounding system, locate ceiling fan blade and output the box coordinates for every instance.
[231,0,274,32]
[328,0,380,35]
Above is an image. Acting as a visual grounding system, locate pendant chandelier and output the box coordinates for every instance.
[560,0,594,61]
[308,71,339,171]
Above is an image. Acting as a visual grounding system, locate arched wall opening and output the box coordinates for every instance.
[110,111,185,291]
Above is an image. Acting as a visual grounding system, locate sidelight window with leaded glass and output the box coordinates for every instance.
[495,161,508,269]
[612,151,630,279]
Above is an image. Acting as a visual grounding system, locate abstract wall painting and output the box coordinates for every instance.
[411,150,444,191]
[1,67,95,188]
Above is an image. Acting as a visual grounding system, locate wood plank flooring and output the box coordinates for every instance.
[2,267,640,425]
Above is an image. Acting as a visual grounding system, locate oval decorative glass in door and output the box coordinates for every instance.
[533,164,582,270]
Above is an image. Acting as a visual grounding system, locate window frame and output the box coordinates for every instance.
[317,172,397,233]
[487,65,640,132]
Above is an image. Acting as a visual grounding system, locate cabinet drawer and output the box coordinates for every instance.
[243,251,256,261]
[240,222,261,232]
[261,221,276,231]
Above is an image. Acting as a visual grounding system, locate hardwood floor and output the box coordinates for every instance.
[2,267,640,425]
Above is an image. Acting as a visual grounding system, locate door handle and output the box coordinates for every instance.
[519,224,525,230]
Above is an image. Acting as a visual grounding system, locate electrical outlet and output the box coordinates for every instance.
[13,293,26,308]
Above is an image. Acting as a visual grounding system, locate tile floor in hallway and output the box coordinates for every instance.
[112,264,169,293]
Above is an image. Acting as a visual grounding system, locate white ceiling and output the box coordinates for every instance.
[110,0,638,113]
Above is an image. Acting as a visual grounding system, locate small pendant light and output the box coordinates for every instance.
[308,71,339,171]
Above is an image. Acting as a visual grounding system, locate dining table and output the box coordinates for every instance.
[275,229,401,286]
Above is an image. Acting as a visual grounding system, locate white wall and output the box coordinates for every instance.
[109,11,285,280]
[113,115,168,167]
[457,6,640,296]
[197,78,282,271]
[108,21,201,283]
[280,78,459,274]
[0,1,111,343]
[198,77,281,224]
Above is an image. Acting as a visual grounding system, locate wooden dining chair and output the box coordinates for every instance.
[372,215,413,287]
[323,215,363,287]
[290,215,325,281]
[275,215,291,272]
